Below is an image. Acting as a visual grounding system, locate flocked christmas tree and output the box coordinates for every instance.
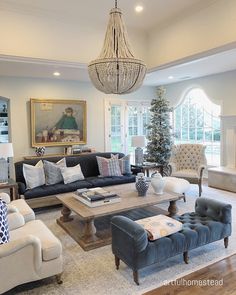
[146,86,173,168]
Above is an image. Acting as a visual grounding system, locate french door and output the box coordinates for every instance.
[105,99,150,158]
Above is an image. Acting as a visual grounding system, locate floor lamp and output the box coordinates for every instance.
[131,136,146,165]
[0,143,14,183]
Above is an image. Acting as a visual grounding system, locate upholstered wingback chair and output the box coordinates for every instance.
[169,144,207,196]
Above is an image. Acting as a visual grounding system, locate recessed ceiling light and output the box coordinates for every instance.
[53,72,60,76]
[135,5,143,13]
[168,75,174,79]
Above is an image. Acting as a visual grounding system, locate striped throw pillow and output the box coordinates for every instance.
[112,154,131,175]
[96,155,122,177]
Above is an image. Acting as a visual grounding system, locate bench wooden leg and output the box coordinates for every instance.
[183,193,186,202]
[133,270,139,285]
[115,255,120,270]
[183,251,189,264]
[224,237,229,248]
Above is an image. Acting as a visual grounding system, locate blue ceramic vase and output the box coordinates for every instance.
[136,174,149,197]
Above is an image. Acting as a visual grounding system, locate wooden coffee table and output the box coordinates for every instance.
[56,183,182,251]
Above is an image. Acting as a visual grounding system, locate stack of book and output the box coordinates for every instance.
[74,187,121,207]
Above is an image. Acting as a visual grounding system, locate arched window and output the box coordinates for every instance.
[173,88,221,166]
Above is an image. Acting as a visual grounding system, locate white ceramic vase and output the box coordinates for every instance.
[151,172,165,195]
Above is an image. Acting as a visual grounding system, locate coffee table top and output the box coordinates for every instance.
[57,183,180,219]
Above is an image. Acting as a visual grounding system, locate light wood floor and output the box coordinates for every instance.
[144,254,236,295]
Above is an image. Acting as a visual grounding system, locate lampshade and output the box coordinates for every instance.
[0,143,14,159]
[131,136,146,148]
[88,0,146,94]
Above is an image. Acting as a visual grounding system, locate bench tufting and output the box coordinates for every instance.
[111,197,232,285]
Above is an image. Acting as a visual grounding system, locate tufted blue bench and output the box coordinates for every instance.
[111,198,232,285]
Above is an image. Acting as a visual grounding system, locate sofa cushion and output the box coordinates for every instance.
[10,219,62,261]
[60,164,84,184]
[97,155,122,177]
[86,175,136,187]
[43,158,66,185]
[24,179,93,199]
[23,160,45,189]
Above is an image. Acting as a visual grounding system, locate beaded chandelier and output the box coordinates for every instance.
[88,0,147,94]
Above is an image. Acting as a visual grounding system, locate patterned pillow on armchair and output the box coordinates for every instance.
[0,199,9,244]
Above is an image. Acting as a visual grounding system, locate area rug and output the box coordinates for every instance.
[8,183,236,295]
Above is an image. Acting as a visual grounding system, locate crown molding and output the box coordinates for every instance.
[0,54,87,69]
[148,41,236,73]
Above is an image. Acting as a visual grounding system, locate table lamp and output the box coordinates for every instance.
[0,143,14,183]
[131,136,146,165]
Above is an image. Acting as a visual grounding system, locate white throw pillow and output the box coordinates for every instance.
[23,160,46,189]
[60,164,85,184]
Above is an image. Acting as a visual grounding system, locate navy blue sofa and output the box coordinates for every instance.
[15,152,135,208]
[111,197,232,285]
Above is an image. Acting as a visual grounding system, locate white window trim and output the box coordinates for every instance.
[104,98,151,154]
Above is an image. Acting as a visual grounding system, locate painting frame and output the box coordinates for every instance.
[31,98,87,147]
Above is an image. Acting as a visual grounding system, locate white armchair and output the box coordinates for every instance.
[0,210,63,294]
[0,192,35,223]
[169,144,207,196]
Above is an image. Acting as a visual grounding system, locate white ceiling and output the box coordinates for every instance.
[1,46,236,86]
[1,0,215,31]
[0,0,235,87]
[144,47,236,86]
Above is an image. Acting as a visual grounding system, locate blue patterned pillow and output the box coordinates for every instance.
[0,199,9,244]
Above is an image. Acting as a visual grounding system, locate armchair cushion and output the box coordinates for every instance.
[171,169,199,179]
[10,220,62,261]
[11,199,35,222]
[0,199,9,244]
[0,192,11,204]
[1,194,35,223]
[8,212,25,231]
[7,204,18,214]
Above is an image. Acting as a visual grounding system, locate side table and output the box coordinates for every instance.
[0,179,19,200]
[131,163,164,177]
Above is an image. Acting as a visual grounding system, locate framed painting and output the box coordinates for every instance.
[31,99,87,147]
